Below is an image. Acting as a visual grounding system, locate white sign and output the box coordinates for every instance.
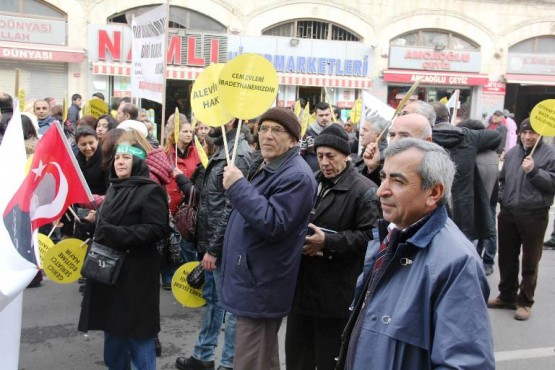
[0,15,66,45]
[131,5,167,103]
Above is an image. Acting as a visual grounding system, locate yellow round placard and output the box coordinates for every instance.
[37,233,54,266]
[43,238,88,284]
[171,261,206,308]
[82,99,109,119]
[218,53,279,120]
[191,63,233,127]
[529,99,555,136]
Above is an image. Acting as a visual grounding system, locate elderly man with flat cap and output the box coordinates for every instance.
[221,107,316,370]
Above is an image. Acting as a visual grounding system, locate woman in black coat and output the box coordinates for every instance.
[78,142,169,370]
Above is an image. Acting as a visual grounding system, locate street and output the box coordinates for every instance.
[17,208,555,370]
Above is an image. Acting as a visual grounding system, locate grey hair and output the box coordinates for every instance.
[366,115,390,137]
[408,100,436,128]
[384,138,455,204]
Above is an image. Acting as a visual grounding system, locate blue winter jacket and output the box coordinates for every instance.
[220,147,316,318]
[340,205,494,370]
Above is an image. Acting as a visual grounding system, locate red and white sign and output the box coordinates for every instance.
[383,70,488,86]
[0,46,84,63]
[483,81,506,95]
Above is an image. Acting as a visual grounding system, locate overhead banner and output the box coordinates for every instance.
[131,5,167,103]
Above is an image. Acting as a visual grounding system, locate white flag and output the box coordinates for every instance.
[445,89,459,110]
[0,100,38,311]
[131,5,167,103]
[359,91,395,128]
[0,100,38,370]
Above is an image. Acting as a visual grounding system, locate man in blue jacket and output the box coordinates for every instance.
[336,138,494,370]
[222,107,316,370]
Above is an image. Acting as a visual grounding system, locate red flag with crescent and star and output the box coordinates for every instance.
[2,122,93,265]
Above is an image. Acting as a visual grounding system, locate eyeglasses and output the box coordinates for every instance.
[396,110,410,117]
[259,125,287,135]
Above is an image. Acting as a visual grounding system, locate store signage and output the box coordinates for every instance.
[383,70,488,86]
[91,25,226,67]
[507,52,555,75]
[0,46,84,62]
[0,15,66,45]
[482,81,506,95]
[227,35,373,77]
[389,46,481,73]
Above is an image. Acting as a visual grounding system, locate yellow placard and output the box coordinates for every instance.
[351,98,362,125]
[194,136,209,169]
[38,233,54,265]
[174,107,180,143]
[191,63,233,127]
[18,89,25,109]
[83,99,109,119]
[171,261,206,308]
[218,54,279,120]
[294,100,302,118]
[301,101,311,137]
[530,99,555,136]
[43,238,88,284]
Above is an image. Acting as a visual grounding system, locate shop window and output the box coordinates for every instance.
[108,6,226,33]
[391,29,479,50]
[263,20,360,41]
[511,36,555,54]
[0,0,65,19]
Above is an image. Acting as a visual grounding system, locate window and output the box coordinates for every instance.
[391,29,479,50]
[511,36,555,54]
[0,0,65,19]
[263,20,360,41]
[108,6,226,33]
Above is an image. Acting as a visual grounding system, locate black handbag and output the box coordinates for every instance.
[157,221,183,268]
[187,263,205,289]
[81,241,126,285]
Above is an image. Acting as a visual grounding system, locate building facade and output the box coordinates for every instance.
[1,0,554,124]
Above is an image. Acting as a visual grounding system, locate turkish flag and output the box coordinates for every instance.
[2,122,93,265]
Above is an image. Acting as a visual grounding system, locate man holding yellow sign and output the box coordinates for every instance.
[488,107,555,321]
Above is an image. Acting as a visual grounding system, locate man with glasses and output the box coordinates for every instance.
[34,99,60,135]
[221,107,316,370]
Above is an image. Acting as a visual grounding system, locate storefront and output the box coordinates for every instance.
[504,36,555,124]
[381,44,489,121]
[88,25,373,121]
[0,13,84,106]
[227,35,373,112]
[88,23,228,120]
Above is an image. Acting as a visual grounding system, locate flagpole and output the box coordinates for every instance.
[160,0,170,146]
[14,68,19,97]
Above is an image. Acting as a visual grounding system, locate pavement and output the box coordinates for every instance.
[17,208,555,370]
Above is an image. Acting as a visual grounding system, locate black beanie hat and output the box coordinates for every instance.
[258,107,301,141]
[314,124,351,155]
[519,118,536,133]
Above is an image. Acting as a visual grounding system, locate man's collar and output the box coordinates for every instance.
[264,146,299,172]
[405,205,448,248]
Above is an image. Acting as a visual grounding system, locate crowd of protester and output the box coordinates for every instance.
[1,90,554,370]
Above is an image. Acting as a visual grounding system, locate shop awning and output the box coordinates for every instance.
[0,42,84,63]
[383,69,489,86]
[504,73,555,86]
[92,61,372,88]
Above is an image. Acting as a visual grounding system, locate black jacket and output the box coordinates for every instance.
[79,159,169,339]
[291,164,380,318]
[177,129,252,257]
[433,125,502,240]
[499,140,555,214]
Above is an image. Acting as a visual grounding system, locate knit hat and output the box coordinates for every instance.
[314,124,351,155]
[258,107,301,141]
[519,118,536,133]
